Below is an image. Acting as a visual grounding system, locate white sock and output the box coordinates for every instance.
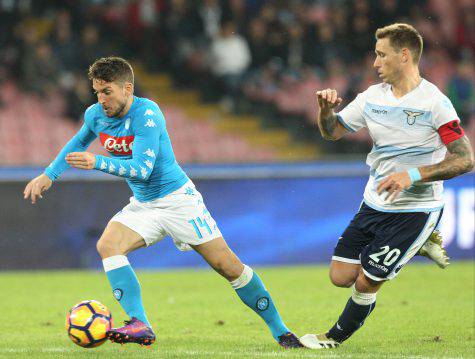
[229,264,253,290]
[351,284,377,306]
[102,255,130,272]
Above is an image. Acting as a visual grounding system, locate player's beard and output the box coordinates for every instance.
[109,100,127,118]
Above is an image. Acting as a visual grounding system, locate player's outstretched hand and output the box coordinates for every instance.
[316,89,342,115]
[66,152,96,170]
[23,173,52,204]
[377,171,412,202]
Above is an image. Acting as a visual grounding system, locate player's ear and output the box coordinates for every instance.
[124,82,133,95]
[401,48,410,64]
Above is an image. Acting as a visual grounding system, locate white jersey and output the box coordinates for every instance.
[338,79,460,212]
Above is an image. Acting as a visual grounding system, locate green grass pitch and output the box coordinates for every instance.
[1,261,473,358]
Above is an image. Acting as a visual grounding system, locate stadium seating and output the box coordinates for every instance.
[0,81,278,165]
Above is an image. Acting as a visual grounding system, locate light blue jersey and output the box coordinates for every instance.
[45,96,189,202]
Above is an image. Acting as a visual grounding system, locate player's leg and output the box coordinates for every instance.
[96,197,169,346]
[329,260,360,288]
[191,236,302,348]
[163,182,302,347]
[97,221,150,327]
[330,205,374,288]
[323,268,381,344]
[300,266,381,349]
[301,208,443,349]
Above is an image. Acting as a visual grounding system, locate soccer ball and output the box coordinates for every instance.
[66,300,113,348]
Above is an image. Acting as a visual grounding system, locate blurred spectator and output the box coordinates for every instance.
[50,9,79,73]
[247,18,272,69]
[65,73,95,122]
[209,21,251,108]
[78,24,107,71]
[304,22,347,68]
[447,61,475,121]
[198,0,222,40]
[0,0,473,156]
[21,41,59,96]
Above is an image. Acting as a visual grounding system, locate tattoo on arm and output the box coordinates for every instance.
[318,112,339,140]
[420,136,474,182]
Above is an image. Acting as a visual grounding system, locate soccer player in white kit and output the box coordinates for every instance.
[300,23,474,349]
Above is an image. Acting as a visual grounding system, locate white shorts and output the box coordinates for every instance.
[110,180,222,251]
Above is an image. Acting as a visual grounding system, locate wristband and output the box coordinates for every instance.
[407,168,422,184]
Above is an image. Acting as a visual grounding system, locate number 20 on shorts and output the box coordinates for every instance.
[188,217,212,239]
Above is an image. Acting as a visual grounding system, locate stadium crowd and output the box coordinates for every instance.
[0,0,473,154]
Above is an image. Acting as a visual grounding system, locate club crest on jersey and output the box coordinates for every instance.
[99,133,134,155]
[403,110,424,125]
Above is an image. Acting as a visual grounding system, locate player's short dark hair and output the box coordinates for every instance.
[88,56,134,85]
[375,23,423,63]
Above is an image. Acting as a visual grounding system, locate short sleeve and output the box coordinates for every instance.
[337,92,367,132]
[432,95,460,129]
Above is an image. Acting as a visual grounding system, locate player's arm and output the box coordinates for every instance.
[66,113,161,181]
[419,135,474,181]
[23,123,97,204]
[377,122,474,201]
[316,89,349,140]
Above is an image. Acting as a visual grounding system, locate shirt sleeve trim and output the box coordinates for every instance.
[336,114,356,133]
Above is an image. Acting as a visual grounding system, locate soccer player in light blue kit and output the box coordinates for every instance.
[23,57,303,348]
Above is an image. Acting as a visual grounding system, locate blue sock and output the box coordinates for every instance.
[232,265,290,340]
[103,255,151,327]
[327,286,377,343]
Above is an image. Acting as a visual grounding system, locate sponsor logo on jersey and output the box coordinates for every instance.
[129,166,137,177]
[145,119,156,127]
[372,108,388,115]
[144,109,155,116]
[139,165,148,179]
[100,160,107,170]
[143,148,156,157]
[403,110,424,125]
[99,133,134,155]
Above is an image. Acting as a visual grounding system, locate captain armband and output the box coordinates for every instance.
[438,120,465,145]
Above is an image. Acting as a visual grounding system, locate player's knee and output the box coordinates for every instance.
[329,267,356,288]
[329,272,354,288]
[355,271,383,293]
[213,258,243,281]
[96,236,120,258]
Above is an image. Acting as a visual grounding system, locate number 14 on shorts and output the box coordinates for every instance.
[188,217,212,239]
